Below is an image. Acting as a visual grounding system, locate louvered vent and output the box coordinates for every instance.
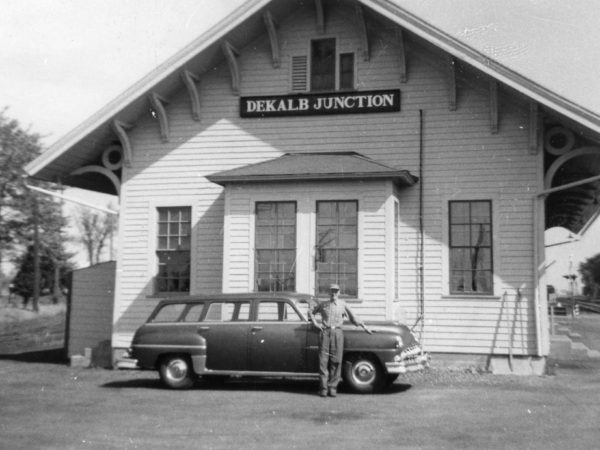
[291,55,308,91]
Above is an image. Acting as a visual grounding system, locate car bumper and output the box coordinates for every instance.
[115,351,140,370]
[386,346,430,374]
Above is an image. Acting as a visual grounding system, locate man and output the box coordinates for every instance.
[309,283,372,397]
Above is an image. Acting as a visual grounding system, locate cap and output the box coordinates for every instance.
[329,283,340,291]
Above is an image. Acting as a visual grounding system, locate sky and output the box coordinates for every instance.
[0,0,244,268]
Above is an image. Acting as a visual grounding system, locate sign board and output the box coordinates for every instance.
[240,89,400,118]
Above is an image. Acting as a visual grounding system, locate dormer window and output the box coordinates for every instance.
[292,38,355,92]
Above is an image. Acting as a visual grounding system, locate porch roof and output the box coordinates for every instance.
[206,152,418,187]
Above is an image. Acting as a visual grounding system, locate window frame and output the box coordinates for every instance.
[448,200,494,295]
[155,206,192,295]
[315,200,359,297]
[308,37,356,92]
[254,201,297,293]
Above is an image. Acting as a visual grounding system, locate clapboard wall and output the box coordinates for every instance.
[112,1,540,356]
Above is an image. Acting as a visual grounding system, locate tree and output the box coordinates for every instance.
[579,253,600,299]
[0,108,71,309]
[75,205,117,266]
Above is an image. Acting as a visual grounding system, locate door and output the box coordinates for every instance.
[249,300,311,373]
[198,301,251,371]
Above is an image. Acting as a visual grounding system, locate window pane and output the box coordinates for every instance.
[183,304,205,322]
[449,201,493,294]
[257,302,280,321]
[471,201,491,224]
[471,224,491,247]
[152,303,186,322]
[255,202,296,292]
[316,200,358,297]
[450,202,470,224]
[311,38,335,91]
[451,225,470,247]
[339,53,354,90]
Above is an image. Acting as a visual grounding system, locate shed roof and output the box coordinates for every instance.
[206,152,418,186]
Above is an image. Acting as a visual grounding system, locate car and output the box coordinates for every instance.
[117,293,429,393]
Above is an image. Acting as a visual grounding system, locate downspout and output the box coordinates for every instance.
[418,110,425,342]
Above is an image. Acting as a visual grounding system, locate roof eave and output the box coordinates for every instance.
[24,0,273,179]
[361,0,600,135]
[207,171,418,186]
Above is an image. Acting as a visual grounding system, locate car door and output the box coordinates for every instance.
[249,300,312,373]
[197,300,251,371]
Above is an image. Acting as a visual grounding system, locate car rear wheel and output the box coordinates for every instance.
[159,355,194,389]
[343,354,385,394]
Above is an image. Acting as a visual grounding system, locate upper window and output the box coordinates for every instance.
[449,201,493,294]
[255,202,297,292]
[156,207,191,293]
[316,201,358,297]
[308,38,355,92]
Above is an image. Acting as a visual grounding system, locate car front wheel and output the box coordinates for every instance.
[343,354,385,393]
[159,355,194,389]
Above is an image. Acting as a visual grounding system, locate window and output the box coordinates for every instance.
[204,302,250,322]
[257,301,303,322]
[449,201,493,294]
[311,38,336,91]
[339,53,355,90]
[307,39,355,92]
[316,201,358,296]
[255,202,296,292]
[156,207,191,293]
[151,303,187,323]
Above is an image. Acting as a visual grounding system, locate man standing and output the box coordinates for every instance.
[309,283,372,397]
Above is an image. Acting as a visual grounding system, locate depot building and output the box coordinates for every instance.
[26,0,600,373]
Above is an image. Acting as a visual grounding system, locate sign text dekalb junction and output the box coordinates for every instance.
[240,89,400,118]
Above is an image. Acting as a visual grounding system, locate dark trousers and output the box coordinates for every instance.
[318,328,344,392]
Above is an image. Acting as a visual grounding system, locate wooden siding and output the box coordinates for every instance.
[69,262,115,356]
[112,2,541,356]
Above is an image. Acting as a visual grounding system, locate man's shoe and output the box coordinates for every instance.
[328,389,337,397]
[319,390,327,397]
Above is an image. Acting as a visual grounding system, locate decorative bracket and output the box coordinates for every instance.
[263,11,280,68]
[447,55,457,111]
[181,70,201,121]
[315,0,325,34]
[398,28,407,83]
[110,119,134,168]
[489,80,499,134]
[354,4,369,61]
[148,92,170,142]
[222,41,240,94]
[71,165,121,195]
[529,101,541,154]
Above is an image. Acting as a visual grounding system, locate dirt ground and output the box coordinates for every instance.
[0,357,599,450]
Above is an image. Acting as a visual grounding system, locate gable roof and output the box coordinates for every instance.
[206,152,418,186]
[25,0,600,187]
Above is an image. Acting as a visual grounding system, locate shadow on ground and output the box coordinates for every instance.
[0,348,67,364]
[101,376,412,395]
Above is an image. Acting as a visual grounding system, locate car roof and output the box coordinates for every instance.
[155,292,316,306]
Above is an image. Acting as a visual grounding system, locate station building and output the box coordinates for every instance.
[26,0,600,372]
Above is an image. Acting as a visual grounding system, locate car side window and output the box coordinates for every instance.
[204,301,250,322]
[257,301,303,322]
[182,304,205,322]
[151,303,186,322]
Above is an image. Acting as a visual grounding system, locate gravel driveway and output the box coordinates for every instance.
[1,358,599,449]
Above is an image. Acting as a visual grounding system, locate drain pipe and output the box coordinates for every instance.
[418,109,425,343]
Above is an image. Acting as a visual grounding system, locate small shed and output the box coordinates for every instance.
[67,261,115,367]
